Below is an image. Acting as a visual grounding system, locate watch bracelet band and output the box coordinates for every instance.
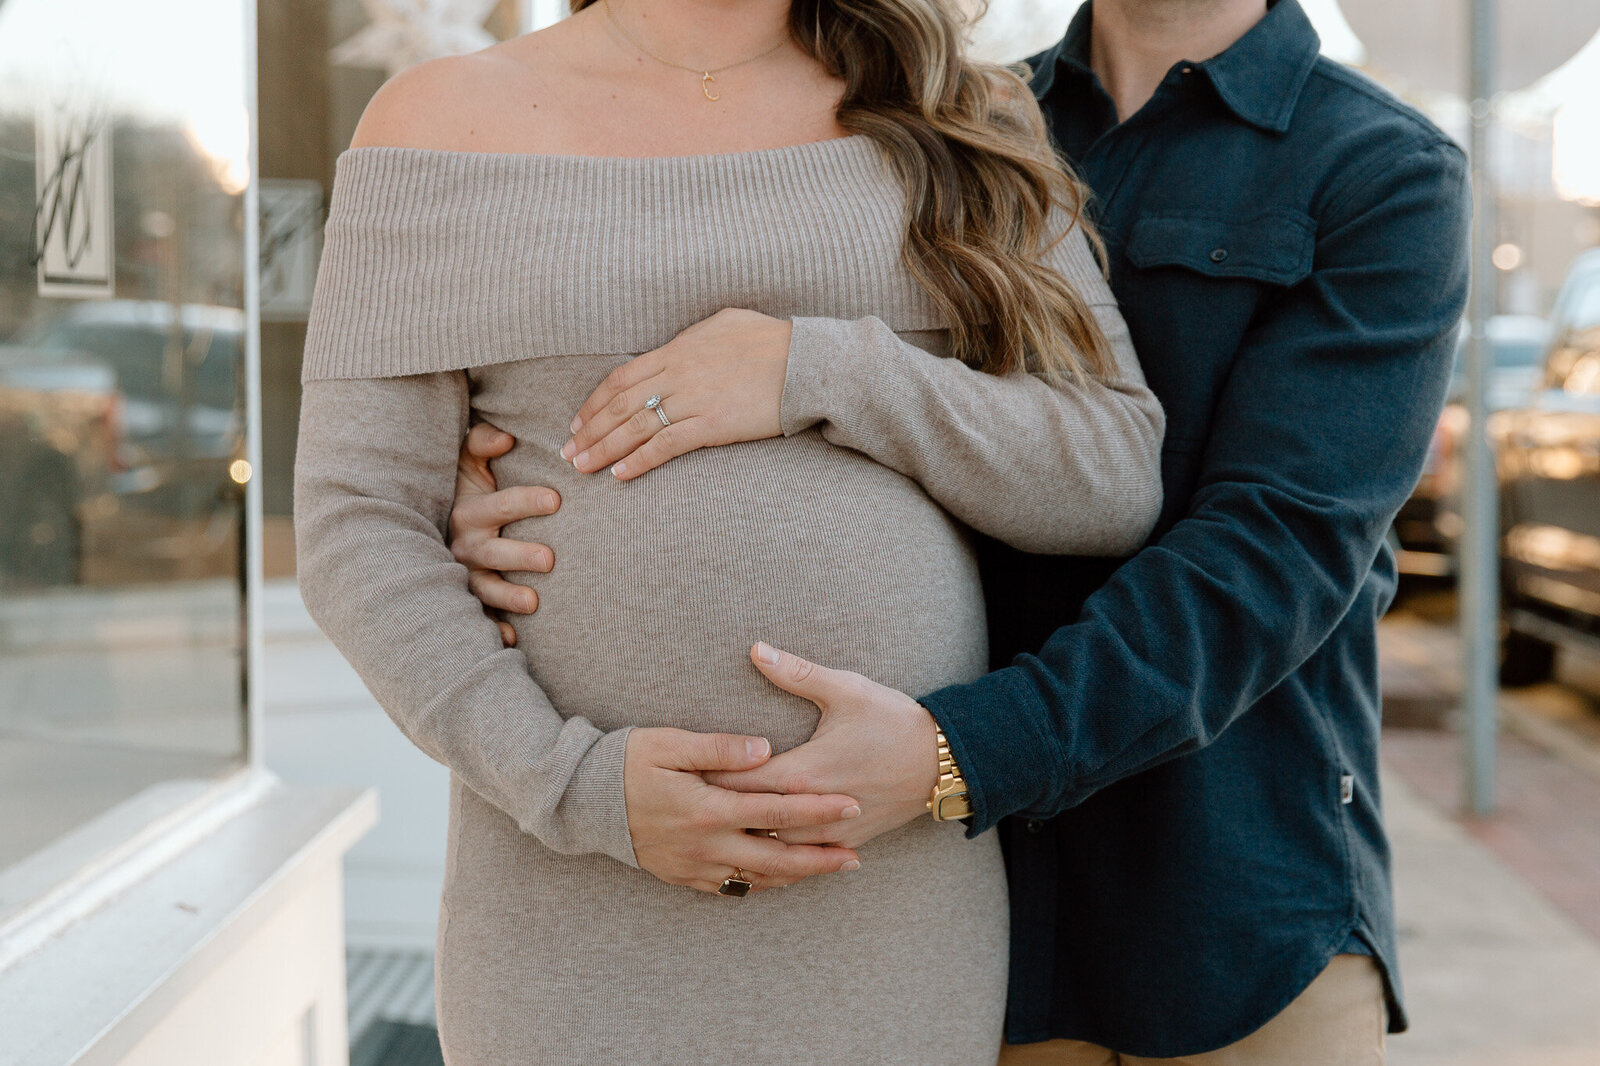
[927,721,973,821]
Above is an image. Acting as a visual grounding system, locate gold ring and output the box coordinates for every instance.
[717,867,753,897]
[766,830,779,839]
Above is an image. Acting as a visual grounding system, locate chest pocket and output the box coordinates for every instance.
[1125,208,1315,287]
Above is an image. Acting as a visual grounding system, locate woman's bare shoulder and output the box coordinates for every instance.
[348,19,589,154]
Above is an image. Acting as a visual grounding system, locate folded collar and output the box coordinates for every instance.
[1032,0,1322,134]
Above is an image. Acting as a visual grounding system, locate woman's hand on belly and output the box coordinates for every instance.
[625,727,866,894]
[560,308,790,481]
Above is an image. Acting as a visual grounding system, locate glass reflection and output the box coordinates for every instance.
[0,0,249,872]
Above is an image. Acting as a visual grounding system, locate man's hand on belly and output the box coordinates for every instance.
[454,424,873,895]
[702,643,942,852]
[625,727,867,894]
[451,421,560,647]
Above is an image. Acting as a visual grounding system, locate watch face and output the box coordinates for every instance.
[936,793,971,820]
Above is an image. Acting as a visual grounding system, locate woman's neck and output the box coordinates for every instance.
[1089,0,1267,123]
[599,0,794,72]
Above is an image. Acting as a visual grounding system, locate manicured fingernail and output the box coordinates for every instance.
[612,462,626,478]
[840,859,860,871]
[574,451,590,469]
[570,416,582,434]
[521,591,536,612]
[746,737,771,760]
[841,805,861,819]
[560,440,575,460]
[755,641,780,665]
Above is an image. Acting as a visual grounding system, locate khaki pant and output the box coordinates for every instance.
[998,954,1387,1066]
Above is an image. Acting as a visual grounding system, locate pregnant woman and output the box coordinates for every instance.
[294,0,1163,1061]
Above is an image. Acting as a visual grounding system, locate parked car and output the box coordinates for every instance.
[0,348,119,588]
[0,300,245,587]
[1393,314,1551,576]
[1494,249,1600,684]
[17,300,244,513]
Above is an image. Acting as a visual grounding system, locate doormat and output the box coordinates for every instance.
[351,1018,445,1066]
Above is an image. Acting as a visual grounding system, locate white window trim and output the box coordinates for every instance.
[0,774,377,1066]
[0,768,272,969]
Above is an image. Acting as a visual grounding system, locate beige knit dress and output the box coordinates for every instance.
[294,136,1163,1065]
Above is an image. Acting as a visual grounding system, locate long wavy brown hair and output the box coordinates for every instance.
[575,0,1114,382]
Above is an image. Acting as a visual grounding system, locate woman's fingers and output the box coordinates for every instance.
[575,407,675,474]
[626,727,864,897]
[564,383,671,472]
[609,419,710,480]
[495,619,518,648]
[648,728,772,773]
[678,839,860,895]
[765,824,850,846]
[653,843,854,895]
[571,350,667,433]
[728,837,861,881]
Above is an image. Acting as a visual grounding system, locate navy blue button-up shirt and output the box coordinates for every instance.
[918,0,1471,1055]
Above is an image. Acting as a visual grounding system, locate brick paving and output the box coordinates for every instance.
[1379,584,1600,945]
[1383,726,1600,944]
[1376,590,1600,1063]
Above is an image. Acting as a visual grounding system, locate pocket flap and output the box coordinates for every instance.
[1126,209,1315,286]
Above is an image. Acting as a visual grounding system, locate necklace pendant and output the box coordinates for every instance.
[701,71,719,102]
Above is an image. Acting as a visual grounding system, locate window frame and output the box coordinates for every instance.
[0,0,266,950]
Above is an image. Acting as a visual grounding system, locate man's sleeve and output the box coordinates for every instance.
[919,138,1472,833]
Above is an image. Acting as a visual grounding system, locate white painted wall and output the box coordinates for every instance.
[262,581,449,950]
[115,866,350,1066]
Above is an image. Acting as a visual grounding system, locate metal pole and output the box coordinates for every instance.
[1461,0,1497,816]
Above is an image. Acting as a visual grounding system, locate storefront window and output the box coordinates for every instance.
[256,0,524,575]
[0,0,252,873]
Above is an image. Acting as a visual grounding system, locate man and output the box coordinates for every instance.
[440,0,1470,1058]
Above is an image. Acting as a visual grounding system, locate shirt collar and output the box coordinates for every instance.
[1025,3,1089,102]
[1032,0,1322,135]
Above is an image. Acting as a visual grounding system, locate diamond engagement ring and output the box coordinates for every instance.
[645,394,671,427]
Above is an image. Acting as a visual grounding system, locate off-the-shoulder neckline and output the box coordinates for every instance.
[337,133,875,166]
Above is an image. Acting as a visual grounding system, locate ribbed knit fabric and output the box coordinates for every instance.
[293,137,1163,1065]
[303,137,946,380]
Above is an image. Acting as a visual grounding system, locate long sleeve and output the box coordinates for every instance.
[779,222,1165,556]
[921,139,1472,832]
[294,371,638,867]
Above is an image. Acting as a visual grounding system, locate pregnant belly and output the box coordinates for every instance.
[492,428,987,750]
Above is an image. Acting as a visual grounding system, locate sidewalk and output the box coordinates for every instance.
[1382,764,1600,1065]
[1378,593,1600,1065]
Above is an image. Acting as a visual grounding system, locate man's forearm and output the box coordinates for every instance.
[921,138,1472,832]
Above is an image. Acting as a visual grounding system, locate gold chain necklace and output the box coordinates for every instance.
[601,0,791,102]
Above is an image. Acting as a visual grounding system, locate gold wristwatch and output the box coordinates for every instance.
[927,725,973,821]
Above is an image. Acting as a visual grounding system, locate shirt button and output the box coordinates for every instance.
[1025,818,1044,834]
[1210,248,1229,263]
